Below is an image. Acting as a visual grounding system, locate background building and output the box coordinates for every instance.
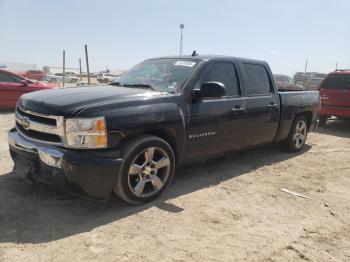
[0,62,37,72]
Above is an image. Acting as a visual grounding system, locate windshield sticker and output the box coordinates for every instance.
[174,61,196,67]
[168,82,178,89]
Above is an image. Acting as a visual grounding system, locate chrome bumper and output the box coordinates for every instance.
[8,129,63,168]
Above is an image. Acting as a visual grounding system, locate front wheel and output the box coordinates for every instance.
[114,135,175,205]
[284,116,308,152]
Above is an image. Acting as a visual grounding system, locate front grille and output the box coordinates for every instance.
[15,106,64,145]
[16,123,62,143]
[17,106,57,126]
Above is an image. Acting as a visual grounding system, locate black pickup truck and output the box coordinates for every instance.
[8,55,320,204]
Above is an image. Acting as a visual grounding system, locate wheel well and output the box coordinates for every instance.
[296,111,313,130]
[119,130,178,163]
[145,130,178,161]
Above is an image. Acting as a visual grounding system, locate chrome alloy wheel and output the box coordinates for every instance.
[293,120,307,149]
[127,147,171,198]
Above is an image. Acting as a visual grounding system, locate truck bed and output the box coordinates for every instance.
[275,91,320,142]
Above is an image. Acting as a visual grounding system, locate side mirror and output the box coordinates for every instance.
[20,80,29,86]
[193,81,226,101]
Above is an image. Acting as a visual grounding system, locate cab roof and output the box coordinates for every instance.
[149,55,268,65]
[332,69,350,75]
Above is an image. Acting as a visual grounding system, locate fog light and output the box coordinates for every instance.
[38,148,63,168]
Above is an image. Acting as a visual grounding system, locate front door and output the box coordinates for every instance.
[0,71,25,108]
[185,62,246,161]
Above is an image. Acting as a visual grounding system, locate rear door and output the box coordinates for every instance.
[186,62,246,161]
[0,71,26,108]
[242,63,280,146]
[319,73,350,113]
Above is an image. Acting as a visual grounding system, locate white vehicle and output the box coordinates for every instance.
[97,73,118,83]
[46,73,79,83]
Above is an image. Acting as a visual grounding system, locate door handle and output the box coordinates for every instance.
[231,106,245,112]
[267,103,278,109]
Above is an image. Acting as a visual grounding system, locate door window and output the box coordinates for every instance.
[201,63,240,97]
[0,72,21,83]
[243,64,272,96]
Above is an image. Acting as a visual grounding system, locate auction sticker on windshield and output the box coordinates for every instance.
[174,61,196,67]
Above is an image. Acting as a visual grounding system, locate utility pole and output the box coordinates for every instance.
[62,50,66,87]
[85,44,91,85]
[304,58,308,73]
[79,58,82,81]
[179,24,184,56]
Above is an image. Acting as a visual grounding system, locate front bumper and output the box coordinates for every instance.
[8,128,123,201]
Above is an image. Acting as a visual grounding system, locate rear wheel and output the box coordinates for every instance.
[284,116,308,152]
[114,135,175,205]
[50,78,57,82]
[319,116,327,126]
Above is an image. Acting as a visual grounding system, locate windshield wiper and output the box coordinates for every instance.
[109,82,121,86]
[122,84,155,90]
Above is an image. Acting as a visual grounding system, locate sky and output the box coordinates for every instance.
[0,0,349,76]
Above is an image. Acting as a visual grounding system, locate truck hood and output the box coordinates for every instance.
[18,85,166,116]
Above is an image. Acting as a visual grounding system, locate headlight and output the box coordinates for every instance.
[65,117,107,149]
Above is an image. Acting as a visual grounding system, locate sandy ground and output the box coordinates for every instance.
[0,112,349,261]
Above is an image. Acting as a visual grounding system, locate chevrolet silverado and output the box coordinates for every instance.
[8,55,320,204]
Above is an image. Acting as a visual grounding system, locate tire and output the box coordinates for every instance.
[284,115,308,152]
[50,78,57,82]
[114,135,175,205]
[319,116,327,126]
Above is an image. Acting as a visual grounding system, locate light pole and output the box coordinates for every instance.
[304,58,308,73]
[179,24,184,56]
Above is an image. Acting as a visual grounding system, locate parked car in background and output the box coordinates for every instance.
[65,72,77,77]
[293,72,326,88]
[0,69,57,109]
[293,72,308,85]
[305,77,323,90]
[90,72,98,77]
[273,74,304,91]
[318,69,350,125]
[97,73,118,83]
[19,70,46,81]
[46,73,79,83]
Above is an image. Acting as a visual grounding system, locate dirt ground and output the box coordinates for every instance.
[0,112,349,262]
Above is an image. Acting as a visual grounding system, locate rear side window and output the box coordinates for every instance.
[321,74,350,89]
[201,62,240,96]
[243,64,272,96]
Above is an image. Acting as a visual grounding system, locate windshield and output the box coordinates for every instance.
[117,59,198,93]
[321,74,350,89]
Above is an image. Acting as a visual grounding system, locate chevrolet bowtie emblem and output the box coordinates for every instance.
[21,117,30,130]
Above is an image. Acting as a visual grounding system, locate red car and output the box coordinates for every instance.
[0,69,57,109]
[318,70,350,125]
[19,70,46,81]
